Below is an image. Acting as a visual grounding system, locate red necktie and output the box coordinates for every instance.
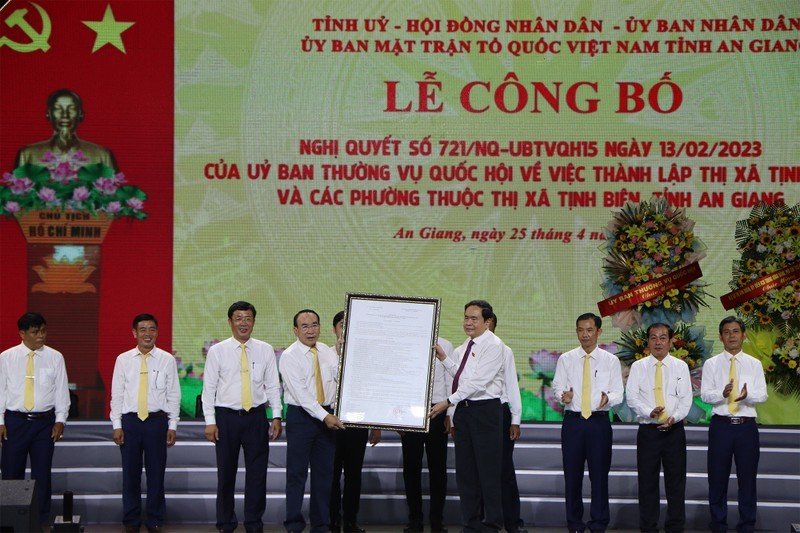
[452,340,475,393]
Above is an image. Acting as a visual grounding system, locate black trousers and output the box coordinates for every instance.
[120,413,168,528]
[0,411,56,524]
[561,411,612,531]
[285,404,336,533]
[401,408,448,526]
[453,398,503,532]
[501,403,524,532]
[636,423,686,533]
[707,416,760,532]
[331,426,368,525]
[214,405,270,532]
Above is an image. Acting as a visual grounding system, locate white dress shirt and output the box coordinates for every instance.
[0,342,70,425]
[441,330,505,405]
[279,340,338,421]
[110,346,181,430]
[202,336,282,425]
[500,343,523,425]
[700,350,768,417]
[552,346,624,413]
[431,337,453,404]
[626,354,692,424]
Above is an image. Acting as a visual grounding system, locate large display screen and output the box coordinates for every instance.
[1,1,798,423]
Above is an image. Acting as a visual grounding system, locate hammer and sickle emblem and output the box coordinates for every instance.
[0,2,51,52]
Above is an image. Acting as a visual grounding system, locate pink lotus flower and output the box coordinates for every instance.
[94,177,118,195]
[51,161,78,183]
[4,201,20,213]
[70,151,89,166]
[126,197,144,210]
[110,172,127,184]
[72,186,90,202]
[8,177,34,194]
[37,187,58,203]
[40,152,59,165]
[105,201,122,214]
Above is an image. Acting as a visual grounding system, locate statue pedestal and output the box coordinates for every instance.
[17,210,113,418]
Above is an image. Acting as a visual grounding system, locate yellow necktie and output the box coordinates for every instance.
[138,353,150,421]
[311,346,325,404]
[654,361,667,422]
[240,344,253,411]
[728,356,738,415]
[581,353,591,419]
[24,352,35,411]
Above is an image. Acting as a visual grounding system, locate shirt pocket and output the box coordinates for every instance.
[321,364,337,383]
[38,367,55,387]
[251,362,266,385]
[668,376,684,397]
[152,369,166,389]
[595,370,610,391]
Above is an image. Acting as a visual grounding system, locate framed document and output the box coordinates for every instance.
[335,293,441,432]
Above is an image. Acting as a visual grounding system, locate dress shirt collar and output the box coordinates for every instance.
[468,328,493,347]
[301,342,316,354]
[21,343,44,355]
[722,350,742,362]
[646,353,673,367]
[135,346,157,358]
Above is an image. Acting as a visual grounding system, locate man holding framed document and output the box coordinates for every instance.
[280,309,345,533]
[429,300,506,532]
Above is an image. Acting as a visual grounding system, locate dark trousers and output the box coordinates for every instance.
[637,423,686,533]
[453,398,502,532]
[214,405,270,532]
[707,416,760,532]
[331,426,368,525]
[284,405,336,533]
[401,408,448,527]
[120,413,169,527]
[0,412,55,524]
[501,403,523,532]
[561,411,613,531]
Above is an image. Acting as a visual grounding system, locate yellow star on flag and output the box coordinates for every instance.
[83,4,134,53]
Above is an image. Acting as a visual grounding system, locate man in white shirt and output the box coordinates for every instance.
[280,309,345,533]
[0,312,70,527]
[110,313,180,533]
[401,336,453,533]
[626,323,692,533]
[552,313,623,533]
[202,301,283,533]
[429,300,505,532]
[487,312,527,533]
[700,316,768,533]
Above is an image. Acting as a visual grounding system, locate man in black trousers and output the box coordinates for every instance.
[429,300,505,532]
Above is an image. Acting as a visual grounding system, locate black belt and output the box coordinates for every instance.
[564,410,608,419]
[640,422,679,432]
[217,403,266,416]
[713,414,755,425]
[456,398,499,408]
[6,409,55,420]
[123,410,167,418]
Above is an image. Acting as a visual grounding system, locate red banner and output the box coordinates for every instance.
[597,262,703,317]
[720,262,800,310]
